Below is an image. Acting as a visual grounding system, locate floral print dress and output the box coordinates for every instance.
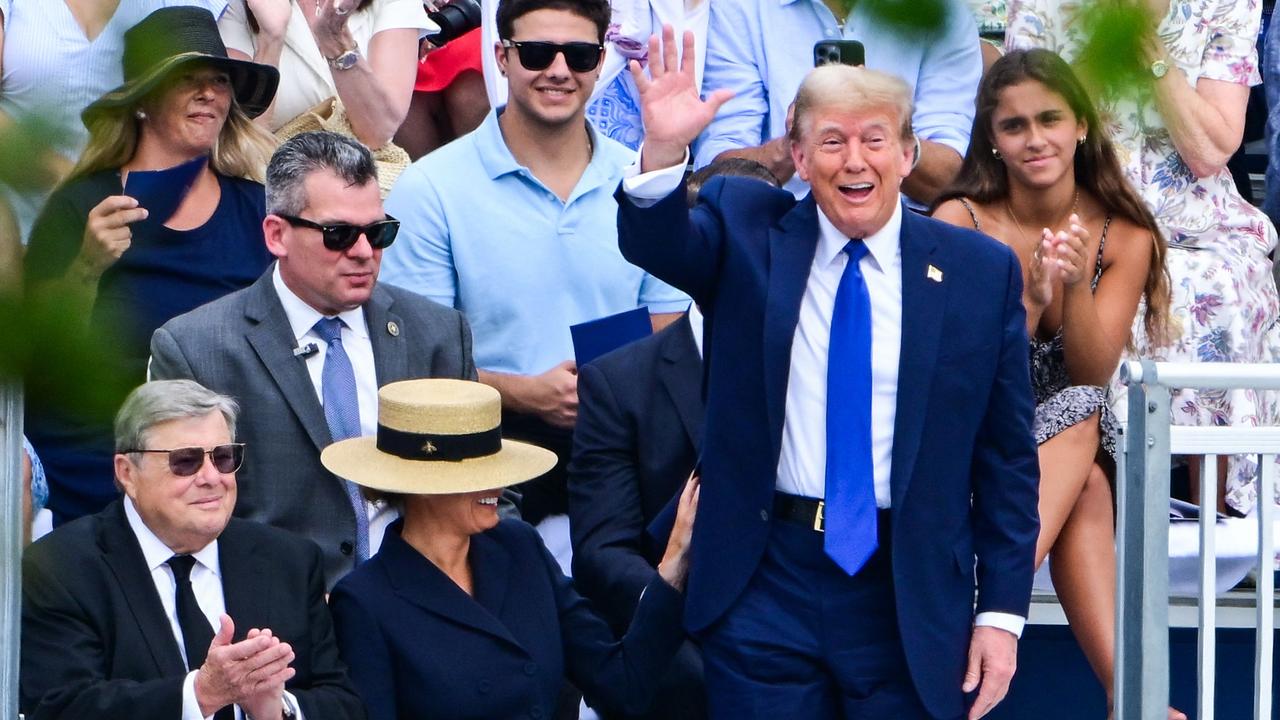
[1006,0,1280,514]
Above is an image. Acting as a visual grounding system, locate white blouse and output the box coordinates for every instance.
[218,0,431,132]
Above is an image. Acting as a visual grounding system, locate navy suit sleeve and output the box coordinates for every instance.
[329,582,397,720]
[531,524,684,716]
[969,248,1040,617]
[615,178,728,307]
[20,549,183,720]
[290,542,367,720]
[569,362,662,625]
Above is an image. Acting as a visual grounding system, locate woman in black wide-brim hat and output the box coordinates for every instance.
[21,6,282,524]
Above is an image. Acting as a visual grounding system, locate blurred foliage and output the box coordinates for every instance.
[0,116,134,423]
[1073,0,1161,100]
[854,0,948,37]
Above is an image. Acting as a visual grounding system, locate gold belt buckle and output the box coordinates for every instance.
[814,500,825,532]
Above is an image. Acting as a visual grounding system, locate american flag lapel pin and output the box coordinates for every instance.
[927,265,943,282]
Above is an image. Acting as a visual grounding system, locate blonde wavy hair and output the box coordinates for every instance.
[69,93,277,185]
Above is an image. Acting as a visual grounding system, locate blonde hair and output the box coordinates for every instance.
[69,97,277,185]
[788,64,915,145]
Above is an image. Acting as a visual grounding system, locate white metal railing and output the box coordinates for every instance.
[1118,360,1278,720]
[1,384,22,719]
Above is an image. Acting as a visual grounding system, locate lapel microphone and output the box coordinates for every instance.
[293,343,320,359]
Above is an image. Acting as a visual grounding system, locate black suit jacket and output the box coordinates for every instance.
[329,519,685,720]
[150,267,476,588]
[568,314,704,629]
[20,500,365,720]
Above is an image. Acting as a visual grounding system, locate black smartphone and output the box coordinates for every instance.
[813,39,865,67]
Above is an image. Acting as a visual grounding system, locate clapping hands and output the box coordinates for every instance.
[1028,214,1090,311]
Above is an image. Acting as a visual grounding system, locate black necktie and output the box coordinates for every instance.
[167,555,213,670]
[167,556,235,720]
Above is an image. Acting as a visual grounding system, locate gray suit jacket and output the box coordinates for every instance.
[150,267,476,588]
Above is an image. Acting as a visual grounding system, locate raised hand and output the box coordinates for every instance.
[245,0,292,41]
[634,25,733,172]
[305,0,357,56]
[657,472,700,592]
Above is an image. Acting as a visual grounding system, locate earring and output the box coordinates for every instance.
[991,147,1001,159]
[135,110,147,121]
[1077,135,1086,145]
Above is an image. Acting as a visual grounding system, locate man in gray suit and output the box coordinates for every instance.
[151,132,475,589]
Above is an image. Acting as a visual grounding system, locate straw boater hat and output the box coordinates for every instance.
[321,379,557,495]
[82,6,280,125]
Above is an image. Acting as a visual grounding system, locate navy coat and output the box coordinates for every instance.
[329,519,685,720]
[616,177,1040,719]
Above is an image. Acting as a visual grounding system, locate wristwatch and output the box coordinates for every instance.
[327,46,360,71]
[1150,58,1169,79]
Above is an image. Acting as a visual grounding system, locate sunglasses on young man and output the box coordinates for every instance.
[125,443,246,477]
[501,40,604,73]
[278,214,401,251]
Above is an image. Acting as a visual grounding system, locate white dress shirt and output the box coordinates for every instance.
[124,499,304,720]
[686,303,705,359]
[622,156,1025,637]
[272,265,396,553]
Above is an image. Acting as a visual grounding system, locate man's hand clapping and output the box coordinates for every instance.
[194,615,296,718]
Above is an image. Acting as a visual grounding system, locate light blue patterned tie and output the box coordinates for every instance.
[824,240,877,575]
[314,317,370,563]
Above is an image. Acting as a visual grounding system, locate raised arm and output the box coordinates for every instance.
[1142,0,1253,178]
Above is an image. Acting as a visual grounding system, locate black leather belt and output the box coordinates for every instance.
[773,492,890,534]
[774,492,829,532]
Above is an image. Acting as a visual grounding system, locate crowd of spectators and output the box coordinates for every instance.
[4,0,1277,718]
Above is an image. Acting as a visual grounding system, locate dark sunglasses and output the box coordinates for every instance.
[501,40,604,73]
[278,214,400,251]
[125,443,246,476]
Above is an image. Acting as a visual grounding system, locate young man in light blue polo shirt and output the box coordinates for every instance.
[382,0,688,523]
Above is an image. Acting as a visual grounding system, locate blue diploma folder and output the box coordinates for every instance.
[570,307,653,367]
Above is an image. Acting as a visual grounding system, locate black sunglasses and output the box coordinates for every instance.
[125,443,246,477]
[278,214,400,251]
[501,40,604,73]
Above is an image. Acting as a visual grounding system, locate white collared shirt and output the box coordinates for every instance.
[687,303,705,360]
[124,499,304,720]
[622,156,1025,637]
[272,264,396,553]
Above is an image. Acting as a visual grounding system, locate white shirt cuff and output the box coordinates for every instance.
[182,670,215,720]
[620,147,690,207]
[974,611,1025,639]
[283,690,304,720]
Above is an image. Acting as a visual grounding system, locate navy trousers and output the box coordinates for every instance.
[700,510,957,719]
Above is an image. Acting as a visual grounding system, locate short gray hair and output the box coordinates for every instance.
[115,380,239,454]
[265,131,378,217]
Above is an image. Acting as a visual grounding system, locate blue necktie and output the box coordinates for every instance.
[314,317,370,564]
[825,240,877,575]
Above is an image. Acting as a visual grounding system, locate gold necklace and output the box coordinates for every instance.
[1006,189,1079,250]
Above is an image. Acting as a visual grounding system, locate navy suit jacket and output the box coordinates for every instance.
[569,313,705,629]
[329,519,686,720]
[616,177,1040,719]
[20,500,364,720]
